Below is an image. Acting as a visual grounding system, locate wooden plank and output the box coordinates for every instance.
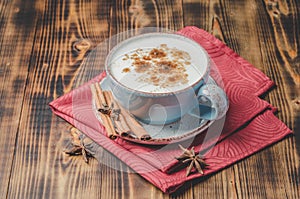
[260,0,300,123]
[0,0,40,198]
[182,0,299,198]
[6,0,110,198]
[183,0,211,30]
[103,0,190,198]
[182,1,239,198]
[108,0,184,42]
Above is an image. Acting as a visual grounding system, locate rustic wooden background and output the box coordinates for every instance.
[0,0,299,198]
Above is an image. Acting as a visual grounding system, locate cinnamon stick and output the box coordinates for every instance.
[90,84,117,139]
[94,83,107,108]
[120,105,151,140]
[91,84,102,111]
[102,91,132,137]
[103,91,151,140]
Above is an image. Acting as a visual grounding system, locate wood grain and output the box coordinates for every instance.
[0,0,299,198]
[5,0,108,198]
[0,0,39,198]
[189,1,299,198]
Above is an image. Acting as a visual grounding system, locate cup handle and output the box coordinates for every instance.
[188,84,229,120]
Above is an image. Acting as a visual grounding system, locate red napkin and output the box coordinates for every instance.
[49,26,292,193]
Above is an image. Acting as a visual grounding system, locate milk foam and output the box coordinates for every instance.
[107,34,209,93]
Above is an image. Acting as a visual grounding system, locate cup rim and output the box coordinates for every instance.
[105,32,211,96]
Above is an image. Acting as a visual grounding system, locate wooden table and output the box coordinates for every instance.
[0,0,299,198]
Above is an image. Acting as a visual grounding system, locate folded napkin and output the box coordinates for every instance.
[49,26,292,193]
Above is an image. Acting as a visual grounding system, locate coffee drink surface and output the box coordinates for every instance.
[107,34,209,93]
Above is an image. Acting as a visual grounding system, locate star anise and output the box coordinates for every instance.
[65,127,93,163]
[176,144,208,177]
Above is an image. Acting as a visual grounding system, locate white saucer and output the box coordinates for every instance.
[92,77,217,145]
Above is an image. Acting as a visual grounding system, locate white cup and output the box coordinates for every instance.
[105,33,228,125]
